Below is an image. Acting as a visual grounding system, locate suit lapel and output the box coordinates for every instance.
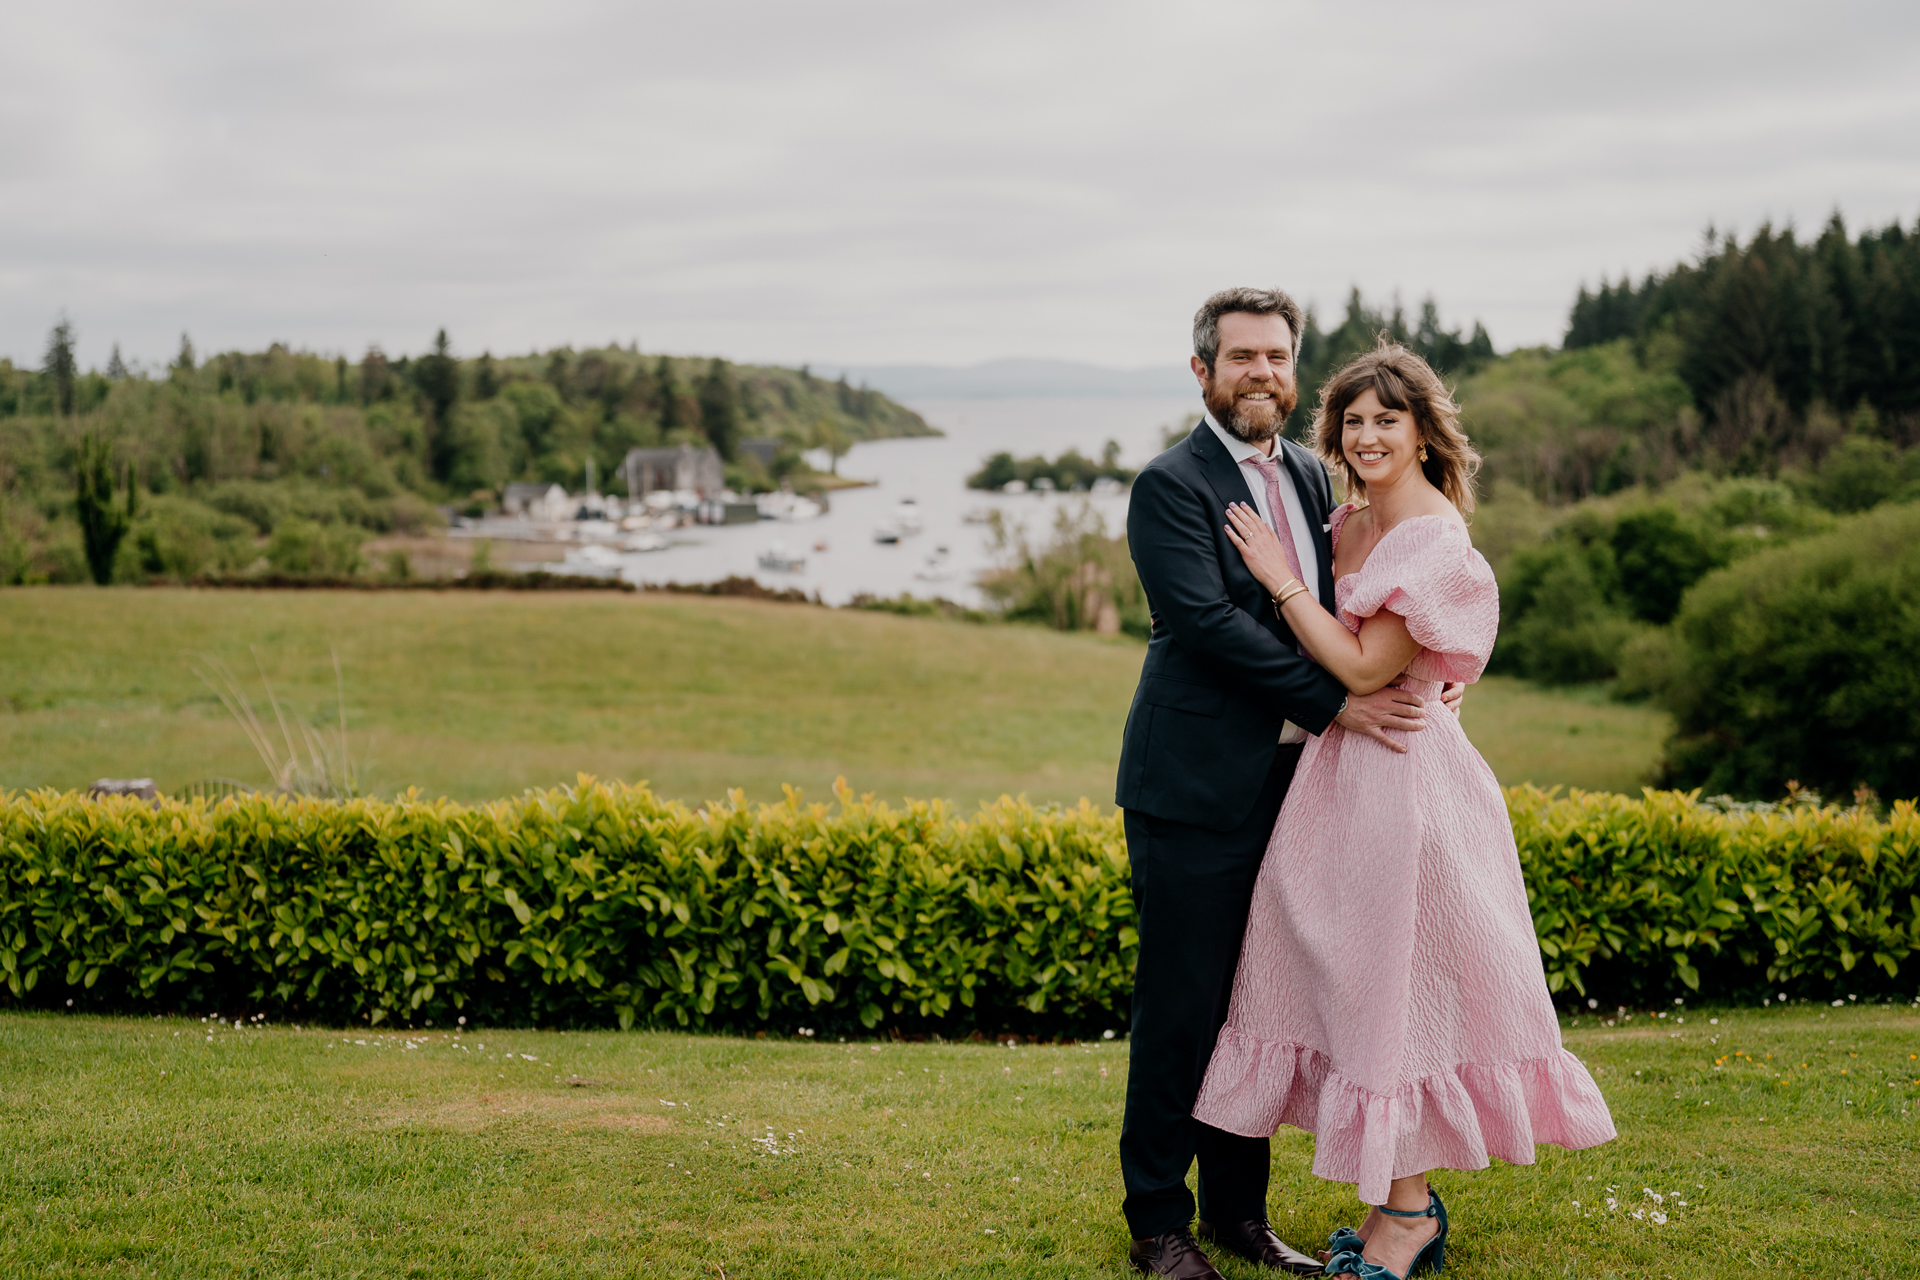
[1188,421,1257,513]
[1187,423,1279,625]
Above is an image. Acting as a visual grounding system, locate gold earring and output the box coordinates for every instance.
[1418,444,1429,462]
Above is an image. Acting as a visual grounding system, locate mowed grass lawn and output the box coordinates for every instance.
[1,1005,1913,1278]
[0,587,1669,805]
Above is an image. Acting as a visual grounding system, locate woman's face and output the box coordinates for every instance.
[1341,387,1423,492]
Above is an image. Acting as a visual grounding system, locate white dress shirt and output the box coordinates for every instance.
[1203,412,1326,743]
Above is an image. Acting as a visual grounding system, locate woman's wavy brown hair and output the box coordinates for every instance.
[1310,340,1481,515]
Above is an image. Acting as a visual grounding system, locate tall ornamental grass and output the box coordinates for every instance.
[1,780,1913,1029]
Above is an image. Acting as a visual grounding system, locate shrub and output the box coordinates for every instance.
[2,781,1913,1030]
[1658,502,1920,800]
[979,504,1148,638]
[121,495,258,581]
[1494,531,1642,683]
[265,518,365,577]
[0,781,1136,1033]
[1514,786,1918,1003]
[1490,479,1836,685]
[1803,434,1920,513]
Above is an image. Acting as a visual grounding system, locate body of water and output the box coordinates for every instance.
[585,395,1200,607]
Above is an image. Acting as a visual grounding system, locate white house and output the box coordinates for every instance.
[502,482,573,521]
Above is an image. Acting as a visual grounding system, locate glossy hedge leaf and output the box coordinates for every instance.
[1,779,1914,1027]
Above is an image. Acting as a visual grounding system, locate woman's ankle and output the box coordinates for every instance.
[1381,1176,1430,1214]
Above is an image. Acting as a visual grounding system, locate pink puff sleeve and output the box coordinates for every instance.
[1340,515,1499,684]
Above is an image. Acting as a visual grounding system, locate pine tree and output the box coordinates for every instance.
[43,318,77,416]
[656,356,681,434]
[697,358,740,460]
[173,333,196,377]
[358,347,390,404]
[473,352,500,400]
[105,344,129,380]
[414,329,461,480]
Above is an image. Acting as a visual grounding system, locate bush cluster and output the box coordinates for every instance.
[3,781,1914,1030]
[1656,501,1920,801]
[1489,477,1833,685]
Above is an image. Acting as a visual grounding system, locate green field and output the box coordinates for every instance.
[0,588,1670,805]
[1,1004,1913,1278]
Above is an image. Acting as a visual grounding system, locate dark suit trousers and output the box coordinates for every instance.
[1119,744,1302,1237]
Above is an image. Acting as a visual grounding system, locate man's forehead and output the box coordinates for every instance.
[1217,312,1294,349]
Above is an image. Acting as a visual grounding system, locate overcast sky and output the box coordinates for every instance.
[5,0,1917,374]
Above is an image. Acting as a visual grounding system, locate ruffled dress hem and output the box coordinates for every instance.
[1194,1025,1618,1204]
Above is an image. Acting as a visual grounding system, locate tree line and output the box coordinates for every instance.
[0,326,934,585]
[1566,215,1920,463]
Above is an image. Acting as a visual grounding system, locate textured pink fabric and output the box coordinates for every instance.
[1192,505,1615,1203]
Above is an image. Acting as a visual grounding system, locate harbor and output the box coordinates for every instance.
[445,395,1193,606]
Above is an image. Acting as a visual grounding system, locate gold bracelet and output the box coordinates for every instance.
[1272,580,1308,617]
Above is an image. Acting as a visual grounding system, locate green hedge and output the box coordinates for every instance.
[1,780,1914,1029]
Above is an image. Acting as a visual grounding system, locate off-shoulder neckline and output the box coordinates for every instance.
[1331,503,1469,582]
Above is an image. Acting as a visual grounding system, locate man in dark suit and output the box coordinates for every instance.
[1115,288,1453,1278]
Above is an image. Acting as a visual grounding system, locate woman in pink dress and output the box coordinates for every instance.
[1190,344,1615,1279]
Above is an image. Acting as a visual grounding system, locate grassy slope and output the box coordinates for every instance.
[0,588,1670,805]
[1,1005,1912,1278]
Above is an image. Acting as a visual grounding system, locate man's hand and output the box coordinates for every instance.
[1335,687,1428,753]
[1441,681,1466,714]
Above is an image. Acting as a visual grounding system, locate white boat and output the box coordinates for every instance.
[891,497,924,534]
[873,522,902,545]
[621,531,667,552]
[554,543,626,579]
[914,545,954,582]
[757,542,807,572]
[575,519,621,542]
[1001,479,1029,495]
[755,491,826,522]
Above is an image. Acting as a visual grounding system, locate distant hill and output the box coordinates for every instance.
[828,358,1195,400]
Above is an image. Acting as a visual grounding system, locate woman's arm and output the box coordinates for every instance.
[1224,502,1422,695]
[1123,469,1348,731]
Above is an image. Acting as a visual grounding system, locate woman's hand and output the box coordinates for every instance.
[1224,502,1296,596]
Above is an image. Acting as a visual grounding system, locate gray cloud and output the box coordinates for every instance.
[4,0,1917,370]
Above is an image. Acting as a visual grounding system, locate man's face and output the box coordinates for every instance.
[1191,311,1299,446]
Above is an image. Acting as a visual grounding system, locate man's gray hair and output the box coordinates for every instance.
[1193,287,1306,372]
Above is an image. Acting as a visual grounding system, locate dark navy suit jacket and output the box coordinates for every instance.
[1114,421,1347,831]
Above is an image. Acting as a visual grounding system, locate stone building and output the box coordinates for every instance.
[622,444,725,499]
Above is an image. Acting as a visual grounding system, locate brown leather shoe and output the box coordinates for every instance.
[1196,1218,1324,1274]
[1129,1228,1226,1279]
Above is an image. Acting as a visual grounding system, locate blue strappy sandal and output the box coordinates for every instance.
[1326,1225,1365,1257]
[1323,1187,1447,1278]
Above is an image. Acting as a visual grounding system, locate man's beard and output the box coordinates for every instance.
[1204,374,1298,444]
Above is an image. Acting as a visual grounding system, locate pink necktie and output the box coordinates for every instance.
[1242,456,1306,590]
